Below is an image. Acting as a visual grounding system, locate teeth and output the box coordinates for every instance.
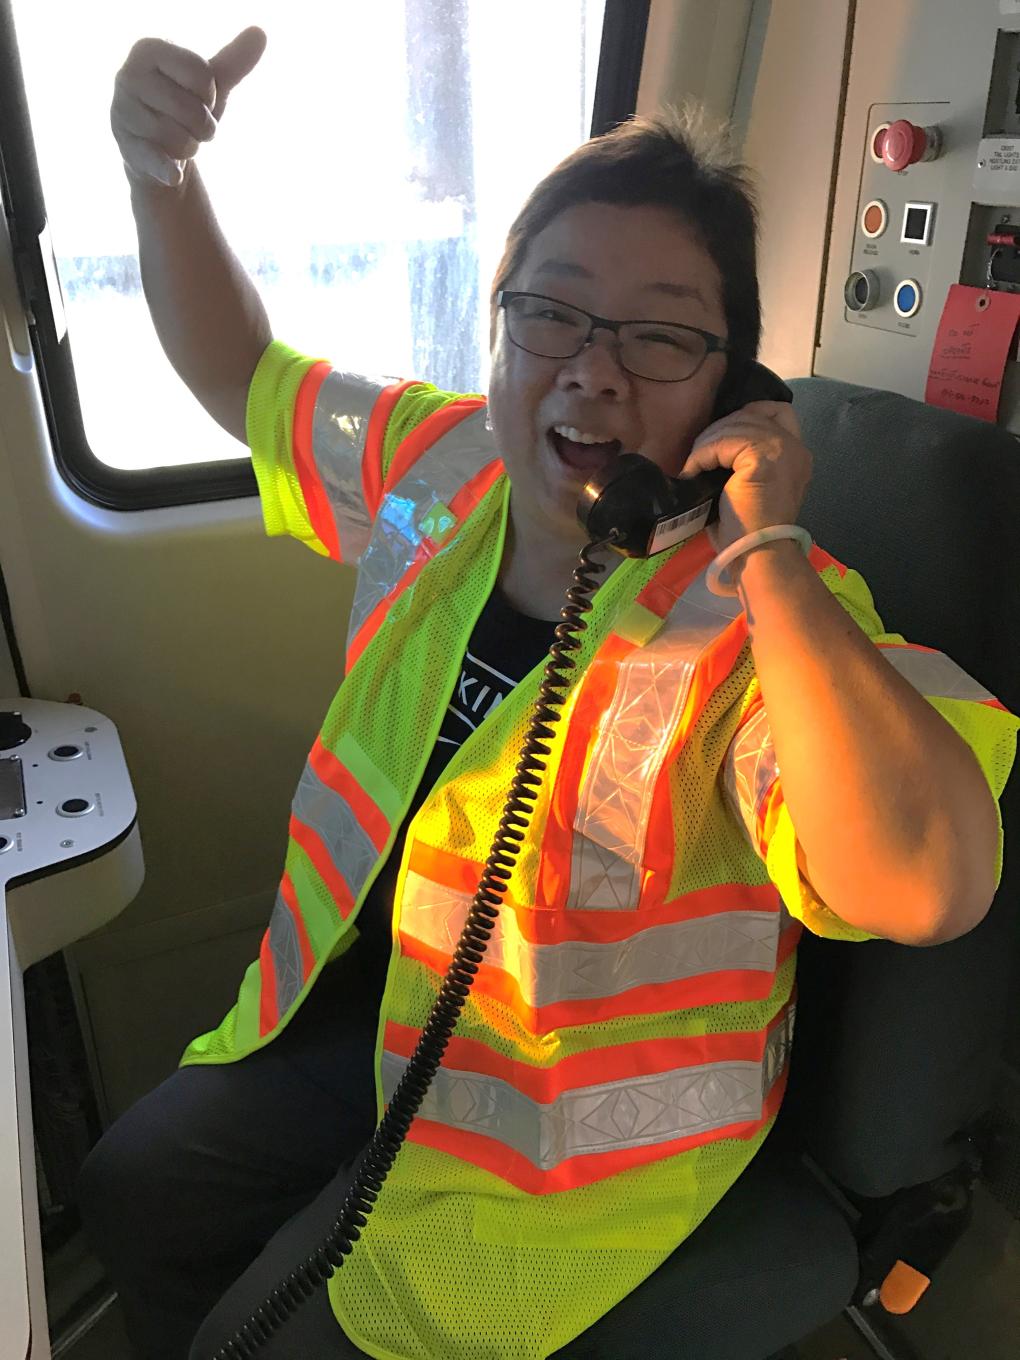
[553,425,614,445]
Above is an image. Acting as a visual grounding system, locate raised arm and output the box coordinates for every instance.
[110,28,272,444]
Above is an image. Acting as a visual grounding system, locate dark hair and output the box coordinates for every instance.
[491,104,762,382]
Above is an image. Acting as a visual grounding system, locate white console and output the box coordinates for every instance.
[1,699,143,1360]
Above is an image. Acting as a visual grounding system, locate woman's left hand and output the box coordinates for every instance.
[678,401,813,556]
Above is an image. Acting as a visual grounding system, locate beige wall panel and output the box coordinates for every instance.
[638,0,853,382]
[0,336,356,1109]
[68,888,272,1117]
[740,1,854,378]
[638,0,755,124]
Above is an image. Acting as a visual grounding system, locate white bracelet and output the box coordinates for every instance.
[706,524,814,597]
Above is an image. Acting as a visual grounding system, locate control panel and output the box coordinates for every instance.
[0,703,137,892]
[843,105,948,339]
[815,0,1020,428]
[963,26,1020,302]
[1,698,142,1360]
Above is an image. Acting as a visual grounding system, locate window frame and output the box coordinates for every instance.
[0,0,649,512]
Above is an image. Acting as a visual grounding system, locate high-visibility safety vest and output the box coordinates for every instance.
[182,341,1019,1359]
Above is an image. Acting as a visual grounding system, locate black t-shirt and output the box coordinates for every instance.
[329,585,557,994]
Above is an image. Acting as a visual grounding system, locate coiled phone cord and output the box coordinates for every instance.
[212,532,619,1359]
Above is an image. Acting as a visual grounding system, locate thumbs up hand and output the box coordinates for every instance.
[111,28,267,188]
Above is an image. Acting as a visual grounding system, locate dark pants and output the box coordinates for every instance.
[78,958,858,1360]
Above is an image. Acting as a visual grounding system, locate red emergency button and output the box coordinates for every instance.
[875,119,943,172]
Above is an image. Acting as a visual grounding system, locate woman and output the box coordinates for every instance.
[79,26,1016,1360]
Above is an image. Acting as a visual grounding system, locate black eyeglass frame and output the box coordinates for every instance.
[495,289,732,383]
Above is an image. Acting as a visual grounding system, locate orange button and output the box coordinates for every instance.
[861,200,887,239]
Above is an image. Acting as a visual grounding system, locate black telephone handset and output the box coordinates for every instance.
[577,361,794,557]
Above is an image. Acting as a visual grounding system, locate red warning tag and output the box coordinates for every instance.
[925,284,1020,422]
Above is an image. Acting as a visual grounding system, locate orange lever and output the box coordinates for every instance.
[879,1259,931,1314]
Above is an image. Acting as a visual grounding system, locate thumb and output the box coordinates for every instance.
[208,26,267,120]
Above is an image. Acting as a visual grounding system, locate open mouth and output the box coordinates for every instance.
[549,427,623,475]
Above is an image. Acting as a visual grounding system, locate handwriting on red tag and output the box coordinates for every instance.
[925,284,1020,422]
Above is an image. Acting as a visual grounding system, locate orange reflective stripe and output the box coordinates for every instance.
[384,1004,791,1191]
[385,1019,769,1094]
[279,872,316,980]
[635,538,714,616]
[407,840,489,897]
[345,459,503,673]
[539,546,732,910]
[258,929,279,1037]
[408,839,785,944]
[675,609,749,747]
[400,1062,787,1195]
[287,813,357,919]
[537,632,635,909]
[291,361,338,558]
[309,737,390,853]
[880,640,938,656]
[380,397,487,497]
[399,925,797,1030]
[637,621,751,906]
[361,379,418,519]
[807,543,847,577]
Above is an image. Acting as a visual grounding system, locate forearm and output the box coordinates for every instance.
[731,539,1000,945]
[129,161,272,442]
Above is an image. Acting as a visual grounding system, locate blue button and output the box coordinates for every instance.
[894,280,922,318]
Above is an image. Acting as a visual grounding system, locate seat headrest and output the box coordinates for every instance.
[790,377,1019,717]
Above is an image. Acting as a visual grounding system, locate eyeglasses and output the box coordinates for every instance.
[496,290,731,383]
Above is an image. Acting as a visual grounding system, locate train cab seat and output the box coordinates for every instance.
[777,376,1020,1329]
[570,377,1020,1359]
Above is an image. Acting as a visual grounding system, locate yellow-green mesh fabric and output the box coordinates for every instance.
[178,962,252,1064]
[181,353,479,1068]
[329,540,1018,1358]
[380,522,794,1058]
[799,562,1017,934]
[244,338,475,555]
[245,340,327,551]
[328,1122,773,1360]
[379,382,485,480]
[822,563,1020,833]
[324,526,795,1357]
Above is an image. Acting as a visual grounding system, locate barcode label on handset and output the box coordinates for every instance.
[649,502,711,554]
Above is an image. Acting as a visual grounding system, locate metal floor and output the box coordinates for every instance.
[51,1185,1019,1360]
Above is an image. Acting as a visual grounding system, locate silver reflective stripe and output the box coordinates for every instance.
[347,406,498,649]
[722,643,996,851]
[401,869,784,1008]
[291,758,378,904]
[569,567,745,909]
[567,834,640,911]
[723,703,776,853]
[382,1003,795,1171]
[880,645,996,704]
[310,371,391,564]
[267,893,304,1014]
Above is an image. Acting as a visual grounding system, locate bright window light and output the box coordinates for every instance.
[12,1,605,470]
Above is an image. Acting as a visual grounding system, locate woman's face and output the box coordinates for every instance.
[487,201,730,551]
